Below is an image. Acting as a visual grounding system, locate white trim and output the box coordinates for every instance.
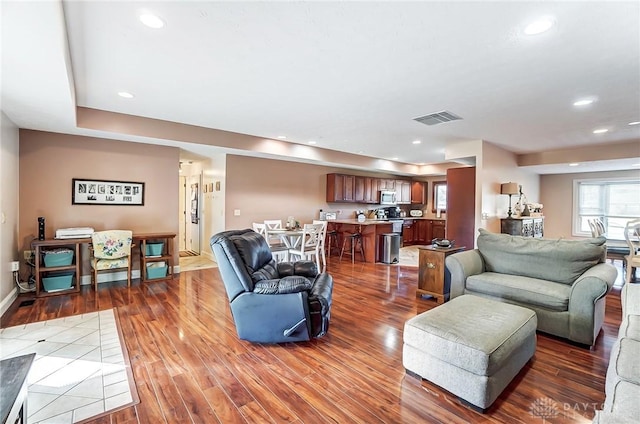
[0,287,17,317]
[572,176,640,237]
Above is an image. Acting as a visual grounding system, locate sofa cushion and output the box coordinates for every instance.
[466,272,571,311]
[618,315,640,341]
[476,229,606,285]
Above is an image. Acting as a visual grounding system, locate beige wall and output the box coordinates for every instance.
[480,142,540,233]
[19,130,180,275]
[225,155,430,229]
[1,112,20,314]
[541,169,640,239]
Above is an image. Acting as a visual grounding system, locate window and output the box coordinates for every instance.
[573,178,640,239]
[432,181,447,213]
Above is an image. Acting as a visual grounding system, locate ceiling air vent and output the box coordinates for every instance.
[414,110,462,126]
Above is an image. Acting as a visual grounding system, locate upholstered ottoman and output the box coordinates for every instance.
[403,295,537,411]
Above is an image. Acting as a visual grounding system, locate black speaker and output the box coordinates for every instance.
[38,217,45,240]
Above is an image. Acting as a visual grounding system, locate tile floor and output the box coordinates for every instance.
[0,309,135,423]
[179,254,217,272]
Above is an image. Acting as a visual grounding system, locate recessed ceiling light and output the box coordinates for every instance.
[277,135,287,139]
[593,128,608,134]
[391,157,399,161]
[412,140,421,145]
[308,141,317,145]
[139,13,165,29]
[523,17,555,35]
[632,163,640,167]
[569,163,580,167]
[573,99,594,107]
[629,121,640,126]
[118,91,134,99]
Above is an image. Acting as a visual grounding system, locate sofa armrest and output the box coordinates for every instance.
[445,249,485,299]
[568,263,618,345]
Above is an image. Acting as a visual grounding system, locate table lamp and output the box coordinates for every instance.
[501,182,519,218]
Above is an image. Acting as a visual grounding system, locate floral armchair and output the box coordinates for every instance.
[90,230,134,289]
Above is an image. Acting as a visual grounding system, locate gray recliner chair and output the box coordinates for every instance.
[210,229,333,343]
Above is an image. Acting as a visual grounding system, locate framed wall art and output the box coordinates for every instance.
[72,178,145,206]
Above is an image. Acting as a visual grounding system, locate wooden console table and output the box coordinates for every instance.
[31,232,176,296]
[417,245,465,303]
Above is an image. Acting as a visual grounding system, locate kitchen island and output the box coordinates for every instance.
[327,219,395,263]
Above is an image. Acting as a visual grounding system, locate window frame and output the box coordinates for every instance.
[572,177,640,239]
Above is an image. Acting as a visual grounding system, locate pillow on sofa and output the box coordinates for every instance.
[477,229,606,284]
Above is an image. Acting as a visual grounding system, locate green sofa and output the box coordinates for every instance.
[445,229,618,347]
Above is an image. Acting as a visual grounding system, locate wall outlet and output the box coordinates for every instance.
[234,209,241,216]
[11,261,20,272]
[24,250,34,260]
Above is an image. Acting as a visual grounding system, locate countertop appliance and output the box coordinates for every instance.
[380,190,397,205]
[386,206,401,219]
[410,210,423,217]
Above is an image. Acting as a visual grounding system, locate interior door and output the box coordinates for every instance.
[179,176,187,251]
[188,175,201,253]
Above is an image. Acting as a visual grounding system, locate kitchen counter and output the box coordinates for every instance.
[327,220,395,263]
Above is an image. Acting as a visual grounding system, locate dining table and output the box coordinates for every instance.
[266,228,305,250]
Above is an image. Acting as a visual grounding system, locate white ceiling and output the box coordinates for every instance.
[2,1,640,174]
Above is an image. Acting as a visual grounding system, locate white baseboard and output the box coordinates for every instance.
[0,287,18,317]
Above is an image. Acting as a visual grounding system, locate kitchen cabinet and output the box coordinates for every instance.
[326,174,355,203]
[402,219,415,245]
[431,220,446,240]
[354,176,378,204]
[395,180,412,204]
[418,245,466,303]
[501,217,544,238]
[411,181,426,204]
[377,179,396,191]
[414,220,429,244]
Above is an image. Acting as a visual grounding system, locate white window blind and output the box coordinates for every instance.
[573,178,640,239]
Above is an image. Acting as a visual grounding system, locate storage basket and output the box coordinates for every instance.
[42,248,74,267]
[145,242,164,257]
[42,271,74,292]
[146,262,168,279]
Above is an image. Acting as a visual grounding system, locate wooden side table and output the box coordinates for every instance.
[417,245,465,303]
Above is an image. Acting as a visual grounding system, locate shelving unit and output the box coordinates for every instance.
[137,233,176,283]
[32,238,87,297]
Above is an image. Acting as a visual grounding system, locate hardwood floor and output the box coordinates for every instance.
[2,256,623,423]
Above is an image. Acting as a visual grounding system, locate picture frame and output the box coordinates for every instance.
[432,181,447,213]
[72,178,145,206]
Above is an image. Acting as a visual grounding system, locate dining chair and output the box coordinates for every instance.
[312,220,328,272]
[288,223,324,271]
[89,230,133,289]
[624,218,640,284]
[252,222,289,262]
[588,218,629,268]
[264,219,285,247]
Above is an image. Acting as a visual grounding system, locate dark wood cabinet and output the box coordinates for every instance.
[411,181,426,204]
[377,179,396,191]
[501,217,544,238]
[354,176,377,203]
[326,174,355,202]
[414,220,429,244]
[402,219,415,244]
[418,245,465,303]
[431,220,446,240]
[396,180,411,204]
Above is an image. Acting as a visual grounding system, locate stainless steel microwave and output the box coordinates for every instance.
[380,190,397,205]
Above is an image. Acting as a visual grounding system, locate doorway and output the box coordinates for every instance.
[178,164,202,257]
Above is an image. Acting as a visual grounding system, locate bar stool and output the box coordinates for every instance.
[340,232,365,263]
[326,229,340,256]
